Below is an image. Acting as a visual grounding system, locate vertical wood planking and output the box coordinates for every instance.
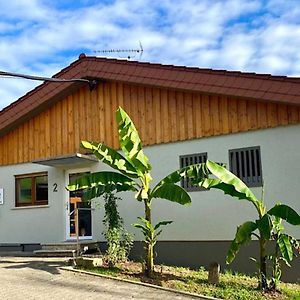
[257,102,267,128]
[228,98,238,133]
[185,93,194,139]
[78,88,86,145]
[49,105,57,156]
[117,82,124,108]
[12,128,17,164]
[85,87,93,141]
[202,94,211,136]
[34,115,40,158]
[28,119,34,160]
[267,103,278,127]
[73,91,80,151]
[145,87,154,145]
[237,99,247,131]
[168,90,177,142]
[110,82,118,148]
[90,87,99,142]
[287,105,299,124]
[2,81,300,166]
[123,84,131,114]
[278,104,288,125]
[56,101,62,156]
[247,101,257,129]
[193,94,203,138]
[97,82,105,143]
[67,95,74,153]
[161,89,170,143]
[104,83,112,147]
[129,86,138,132]
[38,113,44,158]
[84,88,92,143]
[176,91,185,141]
[44,111,51,158]
[153,88,161,144]
[211,96,220,135]
[219,96,229,134]
[61,96,69,154]
[138,86,146,143]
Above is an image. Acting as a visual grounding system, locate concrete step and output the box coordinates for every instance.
[41,241,100,251]
[34,249,75,257]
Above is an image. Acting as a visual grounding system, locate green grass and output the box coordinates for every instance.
[79,263,300,300]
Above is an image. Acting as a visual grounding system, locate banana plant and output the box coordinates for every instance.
[67,107,208,277]
[269,215,300,290]
[198,160,300,290]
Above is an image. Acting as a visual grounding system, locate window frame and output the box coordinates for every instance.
[179,152,208,192]
[15,172,48,207]
[228,146,263,187]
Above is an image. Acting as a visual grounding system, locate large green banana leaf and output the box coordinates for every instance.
[256,214,272,240]
[278,234,294,262]
[116,107,151,174]
[268,204,300,225]
[81,140,139,178]
[205,160,261,209]
[226,221,258,264]
[152,163,209,193]
[200,178,258,202]
[150,183,191,205]
[67,171,138,201]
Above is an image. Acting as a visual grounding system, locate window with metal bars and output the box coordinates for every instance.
[179,152,207,191]
[229,146,263,187]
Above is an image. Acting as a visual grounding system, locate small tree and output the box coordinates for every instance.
[197,160,300,290]
[68,107,207,277]
[102,192,133,268]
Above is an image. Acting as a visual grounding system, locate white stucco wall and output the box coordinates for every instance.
[114,123,300,242]
[0,124,299,244]
[0,163,65,243]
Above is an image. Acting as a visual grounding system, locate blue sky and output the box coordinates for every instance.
[0,0,300,109]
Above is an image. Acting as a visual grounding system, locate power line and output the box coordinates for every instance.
[0,70,97,90]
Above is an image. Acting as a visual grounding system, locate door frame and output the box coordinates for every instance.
[65,167,93,241]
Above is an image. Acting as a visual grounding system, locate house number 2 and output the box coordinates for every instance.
[53,183,58,192]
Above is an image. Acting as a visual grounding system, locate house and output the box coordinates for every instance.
[0,54,299,281]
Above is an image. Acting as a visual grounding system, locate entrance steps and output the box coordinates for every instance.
[34,241,101,257]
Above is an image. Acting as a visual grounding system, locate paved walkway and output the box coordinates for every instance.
[0,257,202,299]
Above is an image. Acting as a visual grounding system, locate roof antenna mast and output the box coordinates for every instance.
[94,41,143,60]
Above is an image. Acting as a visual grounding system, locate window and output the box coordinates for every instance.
[15,172,48,207]
[229,146,263,187]
[179,152,207,191]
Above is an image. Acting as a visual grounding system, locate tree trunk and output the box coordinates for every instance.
[259,238,268,290]
[144,199,154,277]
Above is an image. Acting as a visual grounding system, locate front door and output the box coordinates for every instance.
[66,172,92,240]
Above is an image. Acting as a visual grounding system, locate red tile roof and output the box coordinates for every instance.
[0,54,300,135]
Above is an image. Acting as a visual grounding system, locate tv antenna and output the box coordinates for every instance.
[94,41,143,60]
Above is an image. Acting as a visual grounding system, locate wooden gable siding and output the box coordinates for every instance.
[0,81,299,166]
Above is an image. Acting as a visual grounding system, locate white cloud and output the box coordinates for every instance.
[0,0,300,109]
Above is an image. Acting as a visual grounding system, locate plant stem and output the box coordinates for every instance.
[144,199,154,277]
[270,237,280,291]
[259,237,268,290]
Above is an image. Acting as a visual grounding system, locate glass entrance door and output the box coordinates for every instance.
[67,172,92,239]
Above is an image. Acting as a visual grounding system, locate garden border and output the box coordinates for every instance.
[60,266,220,300]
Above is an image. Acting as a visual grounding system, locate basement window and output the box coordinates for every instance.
[229,146,263,187]
[15,172,48,207]
[179,152,207,191]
